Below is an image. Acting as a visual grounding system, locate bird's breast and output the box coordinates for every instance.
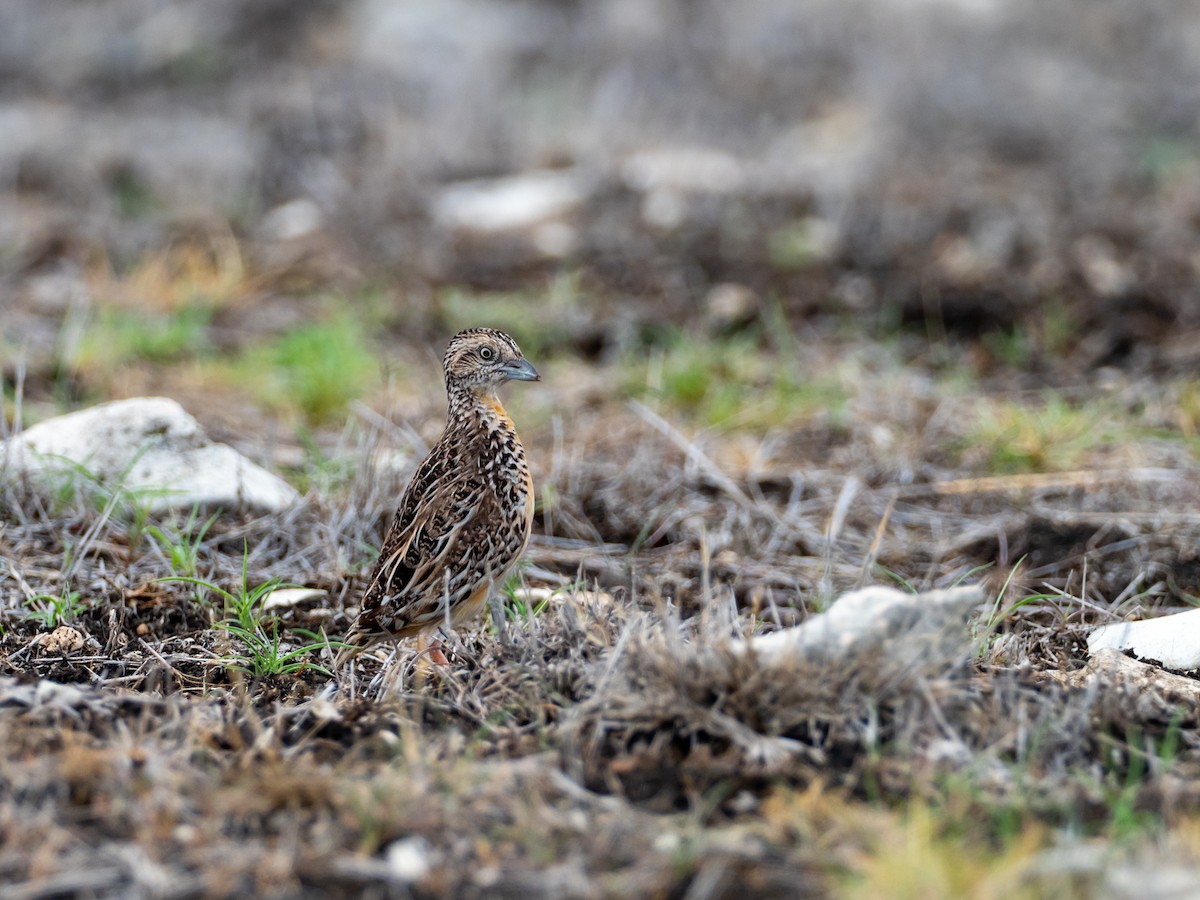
[473,407,530,495]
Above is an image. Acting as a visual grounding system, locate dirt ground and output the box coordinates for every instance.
[7,1,1200,897]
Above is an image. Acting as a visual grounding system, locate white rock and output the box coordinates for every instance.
[508,586,555,607]
[1073,234,1133,299]
[262,588,327,612]
[530,221,577,257]
[620,147,745,194]
[1087,607,1200,671]
[1051,649,1200,724]
[703,283,758,331]
[3,397,299,514]
[261,198,323,241]
[1105,864,1200,900]
[432,169,589,234]
[640,188,687,230]
[385,836,433,883]
[508,587,615,609]
[652,832,682,855]
[732,585,984,671]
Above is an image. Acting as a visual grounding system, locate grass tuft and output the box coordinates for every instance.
[246,313,379,425]
[627,328,849,430]
[964,393,1112,473]
[22,590,85,629]
[76,302,213,372]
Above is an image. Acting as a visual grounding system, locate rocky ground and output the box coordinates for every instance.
[6,1,1200,897]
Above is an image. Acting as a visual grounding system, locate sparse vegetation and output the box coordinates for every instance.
[20,589,84,629]
[89,242,246,311]
[964,393,1116,473]
[220,621,332,677]
[628,327,850,430]
[231,311,380,425]
[145,506,219,580]
[8,0,1200,892]
[76,302,214,371]
[161,546,287,630]
[8,276,1200,893]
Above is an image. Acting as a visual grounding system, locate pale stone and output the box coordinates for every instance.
[385,836,433,883]
[732,585,985,671]
[508,587,615,609]
[432,169,589,234]
[508,586,555,607]
[1073,234,1133,299]
[261,198,323,240]
[620,147,744,194]
[262,588,327,612]
[1087,607,1200,671]
[1048,648,1200,725]
[703,283,758,332]
[4,397,299,514]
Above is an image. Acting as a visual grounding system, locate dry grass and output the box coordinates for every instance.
[7,0,1200,891]
[5,355,1200,896]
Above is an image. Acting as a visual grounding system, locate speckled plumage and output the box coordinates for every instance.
[340,329,538,663]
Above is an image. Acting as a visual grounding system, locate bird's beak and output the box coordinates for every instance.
[499,358,541,382]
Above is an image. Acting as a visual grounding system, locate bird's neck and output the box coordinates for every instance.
[446,382,513,432]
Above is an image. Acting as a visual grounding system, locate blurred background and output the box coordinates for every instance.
[3,0,1200,443]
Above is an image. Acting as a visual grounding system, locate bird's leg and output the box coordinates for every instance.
[417,629,452,667]
[428,642,451,667]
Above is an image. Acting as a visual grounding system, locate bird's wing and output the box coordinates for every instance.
[352,453,497,640]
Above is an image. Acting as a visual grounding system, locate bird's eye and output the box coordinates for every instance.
[479,346,495,360]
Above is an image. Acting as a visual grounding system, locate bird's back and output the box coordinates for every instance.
[349,389,533,646]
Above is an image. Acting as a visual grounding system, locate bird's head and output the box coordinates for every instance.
[442,328,540,392]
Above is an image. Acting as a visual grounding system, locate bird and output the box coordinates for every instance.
[338,328,540,670]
